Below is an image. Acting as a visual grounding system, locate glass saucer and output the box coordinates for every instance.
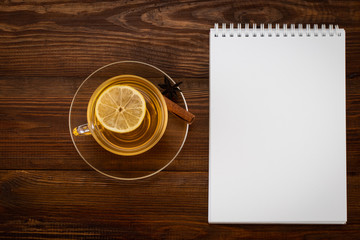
[69,61,189,180]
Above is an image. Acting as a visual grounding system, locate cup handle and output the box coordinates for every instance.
[72,123,91,136]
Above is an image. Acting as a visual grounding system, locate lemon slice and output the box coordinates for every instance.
[95,85,146,133]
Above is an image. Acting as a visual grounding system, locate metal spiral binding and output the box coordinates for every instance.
[213,23,341,38]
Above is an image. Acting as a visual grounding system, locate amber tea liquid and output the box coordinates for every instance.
[87,75,168,156]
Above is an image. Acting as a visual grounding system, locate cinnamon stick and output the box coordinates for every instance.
[164,96,195,124]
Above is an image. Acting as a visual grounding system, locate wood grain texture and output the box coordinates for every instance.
[1,0,360,239]
[0,170,360,240]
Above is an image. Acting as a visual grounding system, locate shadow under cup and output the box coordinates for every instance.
[87,75,168,156]
[69,61,189,180]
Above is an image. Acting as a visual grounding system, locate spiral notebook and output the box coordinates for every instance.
[209,24,346,224]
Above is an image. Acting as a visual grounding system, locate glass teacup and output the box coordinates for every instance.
[73,74,168,156]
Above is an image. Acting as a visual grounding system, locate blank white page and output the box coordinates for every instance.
[209,24,346,224]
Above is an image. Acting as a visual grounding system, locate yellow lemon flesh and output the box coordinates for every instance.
[95,85,146,133]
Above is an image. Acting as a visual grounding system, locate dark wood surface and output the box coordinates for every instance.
[1,0,359,239]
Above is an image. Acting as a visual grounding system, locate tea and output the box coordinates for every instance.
[87,75,168,156]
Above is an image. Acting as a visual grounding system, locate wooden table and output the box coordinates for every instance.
[1,1,359,239]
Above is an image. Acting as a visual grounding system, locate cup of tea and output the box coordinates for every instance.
[69,61,189,180]
[73,74,168,156]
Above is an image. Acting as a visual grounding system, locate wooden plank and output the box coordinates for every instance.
[0,170,359,239]
[0,1,359,78]
[0,77,209,171]
[2,74,360,172]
